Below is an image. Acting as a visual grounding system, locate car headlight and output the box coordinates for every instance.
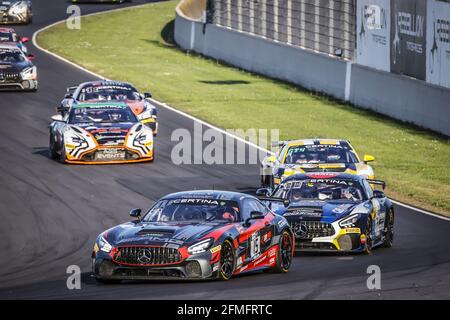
[63,126,96,158]
[188,238,214,254]
[98,236,113,253]
[126,124,153,156]
[21,66,36,80]
[339,213,361,228]
[9,1,28,15]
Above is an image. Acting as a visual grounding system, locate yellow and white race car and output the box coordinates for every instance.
[261,139,375,188]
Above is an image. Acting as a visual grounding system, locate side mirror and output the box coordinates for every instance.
[64,93,73,99]
[27,54,35,61]
[363,154,375,164]
[21,37,29,43]
[256,188,270,197]
[144,92,152,99]
[129,208,142,219]
[373,190,385,199]
[51,114,64,122]
[244,211,264,227]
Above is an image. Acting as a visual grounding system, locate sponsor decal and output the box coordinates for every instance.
[268,247,277,257]
[172,198,220,205]
[277,220,288,228]
[284,209,322,218]
[345,227,361,234]
[210,245,222,254]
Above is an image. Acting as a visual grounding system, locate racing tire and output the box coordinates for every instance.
[59,140,67,164]
[382,209,394,248]
[49,135,59,160]
[364,216,373,254]
[218,240,235,281]
[272,230,293,273]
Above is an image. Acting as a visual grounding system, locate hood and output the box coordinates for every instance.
[0,60,30,73]
[283,162,357,174]
[0,1,13,10]
[76,122,135,146]
[84,99,145,116]
[105,221,222,247]
[279,200,360,223]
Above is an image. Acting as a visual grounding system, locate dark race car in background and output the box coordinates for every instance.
[0,0,32,24]
[0,43,36,91]
[59,81,158,135]
[49,102,154,164]
[0,27,29,53]
[92,191,294,282]
[257,173,394,253]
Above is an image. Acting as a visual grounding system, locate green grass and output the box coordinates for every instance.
[38,1,450,215]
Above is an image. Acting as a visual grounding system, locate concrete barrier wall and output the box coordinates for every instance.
[174,1,450,136]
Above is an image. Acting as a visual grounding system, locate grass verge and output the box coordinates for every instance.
[37,1,450,215]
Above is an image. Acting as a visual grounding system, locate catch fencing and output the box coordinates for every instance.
[208,0,356,60]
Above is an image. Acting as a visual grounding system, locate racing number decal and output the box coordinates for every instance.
[250,232,261,258]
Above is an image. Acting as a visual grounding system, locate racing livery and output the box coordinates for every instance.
[0,27,29,53]
[0,0,32,24]
[0,43,37,91]
[258,173,394,253]
[49,102,154,164]
[92,191,294,282]
[261,139,376,188]
[59,81,158,135]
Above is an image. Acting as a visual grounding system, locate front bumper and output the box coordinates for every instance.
[0,12,30,24]
[93,251,217,281]
[291,221,366,253]
[65,147,153,164]
[0,79,37,91]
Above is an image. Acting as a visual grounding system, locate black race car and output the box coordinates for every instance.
[257,173,394,253]
[0,43,37,91]
[0,0,32,24]
[60,80,158,135]
[92,190,294,282]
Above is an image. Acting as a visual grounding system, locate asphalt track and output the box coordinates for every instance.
[0,0,449,300]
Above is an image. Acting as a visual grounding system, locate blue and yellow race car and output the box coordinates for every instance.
[261,139,376,188]
[257,172,394,253]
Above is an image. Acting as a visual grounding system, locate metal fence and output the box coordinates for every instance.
[208,0,356,60]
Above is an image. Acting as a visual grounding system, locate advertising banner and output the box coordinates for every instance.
[427,0,450,88]
[357,0,391,71]
[391,0,427,80]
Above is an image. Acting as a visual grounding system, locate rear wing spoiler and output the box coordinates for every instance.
[367,179,386,190]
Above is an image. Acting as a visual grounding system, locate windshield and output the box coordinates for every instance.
[69,106,137,124]
[0,49,24,62]
[284,145,358,164]
[79,85,141,102]
[0,32,15,42]
[143,199,240,224]
[273,179,366,202]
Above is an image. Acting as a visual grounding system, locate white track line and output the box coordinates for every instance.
[32,4,450,222]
